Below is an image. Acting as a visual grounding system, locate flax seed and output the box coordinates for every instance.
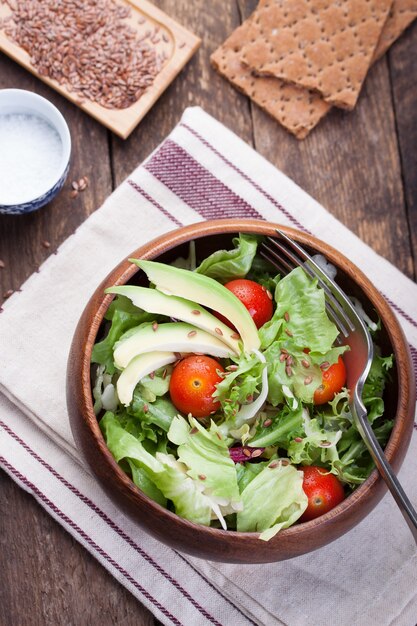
[243,448,251,457]
[152,322,158,331]
[4,0,164,110]
[187,330,197,338]
[285,365,293,377]
[251,449,263,458]
[191,309,201,315]
[304,376,313,385]
[215,327,223,336]
[301,359,310,368]
[284,311,290,322]
[263,418,272,428]
[285,328,293,337]
[231,333,240,340]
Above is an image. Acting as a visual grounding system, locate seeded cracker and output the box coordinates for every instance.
[211,19,329,139]
[211,0,416,138]
[239,0,393,110]
[373,0,417,61]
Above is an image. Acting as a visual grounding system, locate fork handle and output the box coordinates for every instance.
[352,401,417,544]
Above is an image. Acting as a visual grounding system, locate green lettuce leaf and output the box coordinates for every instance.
[195,234,259,283]
[168,415,241,510]
[129,391,178,433]
[100,412,219,526]
[248,405,305,448]
[214,351,265,422]
[236,461,307,540]
[259,266,340,351]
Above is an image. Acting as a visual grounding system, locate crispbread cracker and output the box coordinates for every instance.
[240,0,393,110]
[373,0,417,61]
[210,19,331,139]
[210,1,416,138]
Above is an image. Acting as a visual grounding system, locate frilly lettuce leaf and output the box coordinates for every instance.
[195,234,259,283]
[136,364,172,403]
[264,342,347,406]
[214,351,265,422]
[101,412,226,527]
[286,415,342,467]
[236,461,308,540]
[168,415,241,509]
[259,267,340,351]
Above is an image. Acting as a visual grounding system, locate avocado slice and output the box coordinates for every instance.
[106,285,240,355]
[131,260,260,353]
[117,351,177,406]
[114,322,233,369]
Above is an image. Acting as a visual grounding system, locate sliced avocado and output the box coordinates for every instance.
[106,285,240,355]
[131,260,260,353]
[117,351,177,406]
[114,322,233,369]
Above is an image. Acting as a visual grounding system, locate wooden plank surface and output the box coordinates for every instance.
[0,1,416,624]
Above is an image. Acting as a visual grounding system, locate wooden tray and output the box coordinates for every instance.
[0,0,201,138]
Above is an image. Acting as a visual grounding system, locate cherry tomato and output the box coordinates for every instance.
[313,356,346,405]
[300,466,345,522]
[169,355,225,418]
[217,279,274,329]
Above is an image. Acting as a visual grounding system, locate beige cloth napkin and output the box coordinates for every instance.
[0,107,416,626]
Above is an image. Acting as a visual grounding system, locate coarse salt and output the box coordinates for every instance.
[0,113,63,205]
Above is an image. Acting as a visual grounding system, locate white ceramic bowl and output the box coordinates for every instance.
[0,89,71,215]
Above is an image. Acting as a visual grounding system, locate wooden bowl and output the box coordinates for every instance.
[66,219,415,563]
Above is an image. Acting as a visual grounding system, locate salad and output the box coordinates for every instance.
[91,234,393,540]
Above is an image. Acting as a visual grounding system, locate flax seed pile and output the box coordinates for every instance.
[2,0,164,109]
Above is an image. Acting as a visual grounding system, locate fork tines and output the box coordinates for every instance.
[260,231,356,338]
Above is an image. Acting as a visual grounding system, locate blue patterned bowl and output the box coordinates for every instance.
[0,89,71,215]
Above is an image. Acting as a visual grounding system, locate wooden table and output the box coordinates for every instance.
[0,2,416,624]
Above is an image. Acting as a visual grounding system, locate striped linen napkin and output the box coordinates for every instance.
[0,107,416,626]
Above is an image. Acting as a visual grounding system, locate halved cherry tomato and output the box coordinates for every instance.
[169,355,225,418]
[300,466,345,522]
[217,279,274,329]
[313,356,346,405]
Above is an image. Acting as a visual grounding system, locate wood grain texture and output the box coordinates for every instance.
[0,0,416,622]
[388,21,417,279]
[0,471,156,626]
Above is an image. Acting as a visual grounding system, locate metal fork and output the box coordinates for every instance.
[261,229,417,543]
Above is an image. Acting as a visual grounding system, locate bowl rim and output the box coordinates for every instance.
[0,88,71,207]
[70,219,415,547]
